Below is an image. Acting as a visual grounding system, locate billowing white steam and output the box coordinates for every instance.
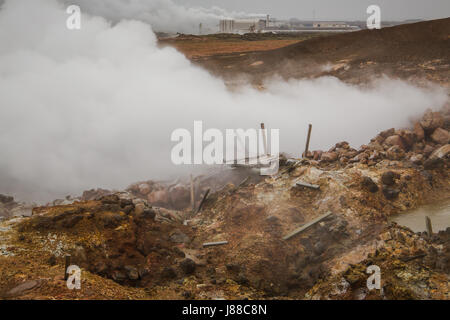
[0,0,446,201]
[60,0,257,34]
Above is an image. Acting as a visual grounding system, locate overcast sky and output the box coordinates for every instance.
[174,0,450,21]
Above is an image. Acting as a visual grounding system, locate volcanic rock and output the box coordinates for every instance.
[321,152,338,162]
[138,183,151,195]
[384,135,404,149]
[179,258,196,275]
[381,171,400,186]
[431,128,450,144]
[382,187,400,200]
[420,110,444,132]
[361,177,379,193]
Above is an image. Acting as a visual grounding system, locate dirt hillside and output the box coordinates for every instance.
[193,18,450,86]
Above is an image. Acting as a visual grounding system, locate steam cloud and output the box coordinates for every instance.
[0,0,446,202]
[60,0,259,34]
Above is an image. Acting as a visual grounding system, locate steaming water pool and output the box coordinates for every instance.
[389,198,450,233]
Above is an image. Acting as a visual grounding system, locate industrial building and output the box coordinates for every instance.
[219,15,360,34]
[219,15,269,33]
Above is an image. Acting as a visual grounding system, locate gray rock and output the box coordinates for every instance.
[169,230,190,244]
[6,280,39,297]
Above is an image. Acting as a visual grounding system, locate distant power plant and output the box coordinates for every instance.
[220,15,269,33]
[219,15,360,34]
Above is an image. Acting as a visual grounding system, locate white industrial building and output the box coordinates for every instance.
[219,15,359,34]
[219,15,269,33]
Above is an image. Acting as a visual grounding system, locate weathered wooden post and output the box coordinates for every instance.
[425,216,433,237]
[303,124,312,158]
[64,254,71,280]
[261,123,268,156]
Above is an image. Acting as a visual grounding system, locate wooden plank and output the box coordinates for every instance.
[294,181,320,190]
[283,211,333,240]
[203,241,228,247]
[196,188,210,214]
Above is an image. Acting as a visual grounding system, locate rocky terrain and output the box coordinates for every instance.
[0,18,449,300]
[0,105,449,300]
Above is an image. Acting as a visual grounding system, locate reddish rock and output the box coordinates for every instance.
[409,154,424,165]
[423,144,435,156]
[335,141,350,149]
[320,152,338,162]
[431,128,450,144]
[386,146,405,160]
[399,130,415,148]
[312,150,323,161]
[368,141,383,152]
[380,128,395,138]
[384,135,405,149]
[369,151,380,161]
[349,152,368,163]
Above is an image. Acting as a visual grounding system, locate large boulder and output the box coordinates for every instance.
[424,144,450,169]
[429,144,450,160]
[320,152,338,162]
[431,128,450,144]
[420,110,444,132]
[138,183,151,195]
[398,130,415,148]
[147,189,169,207]
[379,128,395,138]
[384,135,405,149]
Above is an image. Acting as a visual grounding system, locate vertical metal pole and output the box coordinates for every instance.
[261,123,268,156]
[425,216,433,237]
[304,124,312,158]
